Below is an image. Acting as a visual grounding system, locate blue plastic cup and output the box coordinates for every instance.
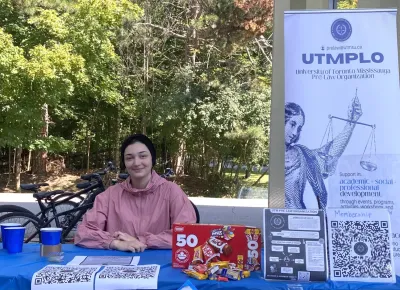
[1,223,21,249]
[4,227,25,254]
[40,228,62,245]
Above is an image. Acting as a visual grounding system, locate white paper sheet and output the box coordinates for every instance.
[327,208,396,283]
[31,265,100,290]
[67,256,140,266]
[95,265,160,290]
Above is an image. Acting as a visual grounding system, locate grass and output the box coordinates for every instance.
[228,172,269,187]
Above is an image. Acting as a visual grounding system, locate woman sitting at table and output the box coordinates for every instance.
[74,133,196,252]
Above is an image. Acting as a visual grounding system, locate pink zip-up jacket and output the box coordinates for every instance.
[74,171,196,249]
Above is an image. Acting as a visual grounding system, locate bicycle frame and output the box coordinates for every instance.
[22,175,106,243]
[35,181,104,224]
[24,186,104,243]
[26,163,115,220]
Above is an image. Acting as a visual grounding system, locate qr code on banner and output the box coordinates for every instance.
[34,266,98,285]
[330,221,393,279]
[98,265,159,280]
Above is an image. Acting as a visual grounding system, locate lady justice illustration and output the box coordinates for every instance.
[285,96,364,210]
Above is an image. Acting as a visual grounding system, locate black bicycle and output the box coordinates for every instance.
[0,161,115,221]
[0,185,81,235]
[0,163,115,243]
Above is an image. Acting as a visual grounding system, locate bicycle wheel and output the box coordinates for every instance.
[0,212,42,243]
[44,201,79,229]
[0,205,33,217]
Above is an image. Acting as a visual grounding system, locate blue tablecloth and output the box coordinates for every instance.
[0,244,400,290]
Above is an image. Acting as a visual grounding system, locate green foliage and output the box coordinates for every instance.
[0,0,272,187]
[29,135,73,152]
[225,126,267,165]
[337,0,358,9]
[28,9,68,41]
[0,0,143,151]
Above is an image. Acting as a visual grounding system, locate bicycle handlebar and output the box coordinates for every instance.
[118,173,129,180]
[80,161,115,181]
[80,173,102,181]
[76,181,91,189]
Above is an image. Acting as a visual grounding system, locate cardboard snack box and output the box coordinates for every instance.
[172,223,262,271]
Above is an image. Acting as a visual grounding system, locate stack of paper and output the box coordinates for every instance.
[67,256,140,266]
[95,265,160,290]
[31,265,100,290]
[327,208,395,283]
[31,256,160,290]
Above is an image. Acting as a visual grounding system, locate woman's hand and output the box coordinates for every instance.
[111,231,147,252]
[113,231,136,242]
[348,97,362,122]
[110,239,147,252]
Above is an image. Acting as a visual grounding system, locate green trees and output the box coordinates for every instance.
[337,0,358,9]
[0,0,272,193]
[0,0,142,189]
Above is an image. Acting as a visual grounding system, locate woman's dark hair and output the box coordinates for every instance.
[285,102,305,144]
[120,134,156,169]
[285,102,305,124]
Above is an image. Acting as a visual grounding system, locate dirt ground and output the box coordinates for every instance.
[0,172,83,193]
[0,171,267,198]
[0,172,214,197]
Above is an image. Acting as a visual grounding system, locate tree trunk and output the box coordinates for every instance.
[186,0,200,66]
[206,159,212,179]
[161,136,167,169]
[32,104,49,174]
[14,147,22,192]
[114,105,121,171]
[141,0,152,136]
[86,126,91,172]
[200,141,205,179]
[12,148,16,173]
[217,158,222,175]
[107,115,112,162]
[176,140,186,176]
[172,156,177,173]
[6,147,12,187]
[27,150,32,171]
[234,164,240,180]
[245,168,251,179]
[186,154,192,174]
[220,157,227,177]
[22,152,25,171]
[8,147,11,173]
[32,151,47,174]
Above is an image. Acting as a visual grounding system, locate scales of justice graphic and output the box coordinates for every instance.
[318,88,377,176]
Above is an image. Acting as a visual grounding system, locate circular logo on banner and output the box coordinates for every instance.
[331,18,352,41]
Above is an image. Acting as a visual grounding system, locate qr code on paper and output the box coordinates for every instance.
[98,265,159,280]
[34,266,98,285]
[330,221,393,278]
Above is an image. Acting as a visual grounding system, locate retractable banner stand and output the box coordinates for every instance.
[284,9,400,275]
